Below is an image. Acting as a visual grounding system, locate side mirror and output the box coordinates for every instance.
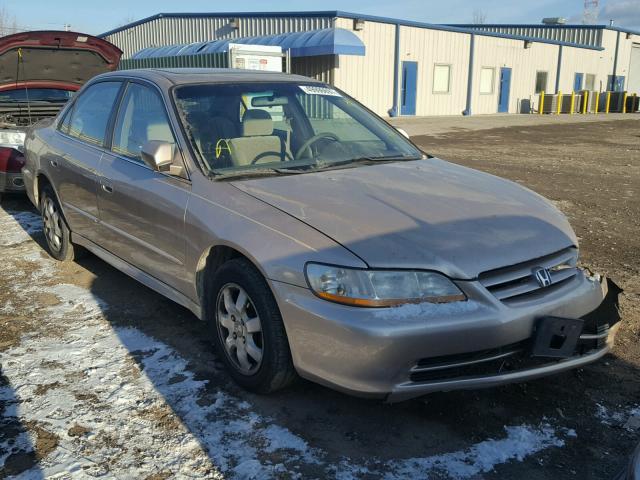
[140,141,174,171]
[395,127,410,139]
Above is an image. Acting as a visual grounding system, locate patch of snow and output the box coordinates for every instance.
[596,403,626,425]
[596,403,640,431]
[45,283,108,320]
[262,424,311,454]
[0,205,574,479]
[0,209,42,247]
[382,424,565,480]
[373,299,482,320]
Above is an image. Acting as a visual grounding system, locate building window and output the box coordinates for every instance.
[585,74,596,91]
[479,67,495,94]
[433,64,451,94]
[535,71,548,93]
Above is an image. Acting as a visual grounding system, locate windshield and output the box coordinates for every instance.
[0,88,74,103]
[173,82,422,177]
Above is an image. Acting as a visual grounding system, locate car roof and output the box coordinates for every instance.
[96,68,322,86]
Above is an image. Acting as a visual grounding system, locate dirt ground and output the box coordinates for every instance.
[0,117,639,479]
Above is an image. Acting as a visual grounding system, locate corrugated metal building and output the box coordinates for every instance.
[99,11,640,117]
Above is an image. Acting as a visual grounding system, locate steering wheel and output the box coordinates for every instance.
[251,149,295,165]
[295,132,340,159]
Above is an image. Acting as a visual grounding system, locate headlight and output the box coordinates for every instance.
[305,263,466,307]
[0,130,26,149]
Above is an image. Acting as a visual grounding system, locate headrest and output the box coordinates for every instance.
[242,109,273,136]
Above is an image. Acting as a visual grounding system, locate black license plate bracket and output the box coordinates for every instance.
[531,316,584,358]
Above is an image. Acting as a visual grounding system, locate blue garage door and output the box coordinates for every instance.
[401,61,418,115]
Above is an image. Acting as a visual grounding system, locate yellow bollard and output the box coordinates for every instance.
[557,91,563,115]
[582,91,589,114]
[595,92,600,114]
[539,91,545,114]
[570,91,576,114]
[605,91,611,114]
[623,92,628,114]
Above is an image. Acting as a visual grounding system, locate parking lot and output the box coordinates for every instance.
[1,115,639,479]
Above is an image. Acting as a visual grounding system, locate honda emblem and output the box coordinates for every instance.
[533,267,553,288]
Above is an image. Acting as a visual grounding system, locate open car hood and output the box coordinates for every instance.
[0,31,122,91]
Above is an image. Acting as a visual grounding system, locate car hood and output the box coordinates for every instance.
[0,31,122,88]
[232,158,577,279]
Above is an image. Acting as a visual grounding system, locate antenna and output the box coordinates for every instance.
[583,0,599,25]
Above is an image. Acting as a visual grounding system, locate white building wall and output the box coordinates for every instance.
[398,27,471,116]
[333,17,396,117]
[557,45,609,94]
[628,43,640,94]
[471,37,558,114]
[104,14,636,116]
[610,30,634,89]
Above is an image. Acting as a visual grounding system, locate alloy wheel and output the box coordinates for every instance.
[216,283,264,375]
[42,197,63,252]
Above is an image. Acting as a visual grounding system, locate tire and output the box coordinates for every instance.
[40,185,77,262]
[206,258,297,393]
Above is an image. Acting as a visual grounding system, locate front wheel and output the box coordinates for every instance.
[40,185,77,262]
[207,258,297,393]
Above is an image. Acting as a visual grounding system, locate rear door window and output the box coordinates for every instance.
[111,83,176,163]
[66,82,121,147]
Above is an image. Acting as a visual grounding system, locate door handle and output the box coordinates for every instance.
[101,184,113,194]
[50,160,58,168]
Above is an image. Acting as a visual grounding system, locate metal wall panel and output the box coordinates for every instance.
[106,16,335,58]
[332,17,396,117]
[465,26,603,48]
[398,26,471,116]
[471,36,559,114]
[119,53,228,70]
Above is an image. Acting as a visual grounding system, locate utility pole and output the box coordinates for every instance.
[64,23,71,31]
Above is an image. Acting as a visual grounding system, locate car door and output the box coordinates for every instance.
[97,80,191,290]
[50,81,122,240]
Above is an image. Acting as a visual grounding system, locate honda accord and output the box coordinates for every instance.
[23,68,620,401]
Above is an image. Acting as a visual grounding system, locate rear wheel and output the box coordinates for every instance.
[207,258,296,393]
[40,185,77,262]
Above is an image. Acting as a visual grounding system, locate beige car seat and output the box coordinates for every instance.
[187,111,238,167]
[227,110,290,166]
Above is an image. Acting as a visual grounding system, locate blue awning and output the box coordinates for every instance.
[131,27,365,59]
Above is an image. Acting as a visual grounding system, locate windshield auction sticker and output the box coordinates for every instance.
[299,85,342,97]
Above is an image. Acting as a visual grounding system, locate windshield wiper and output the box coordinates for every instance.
[211,155,422,180]
[310,154,421,172]
[211,167,307,181]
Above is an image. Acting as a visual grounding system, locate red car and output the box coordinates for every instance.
[0,30,121,198]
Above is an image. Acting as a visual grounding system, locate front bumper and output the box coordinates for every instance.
[0,171,25,193]
[272,272,621,402]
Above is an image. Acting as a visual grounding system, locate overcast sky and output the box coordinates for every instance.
[3,0,639,36]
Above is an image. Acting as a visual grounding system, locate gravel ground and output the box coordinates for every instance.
[0,117,639,479]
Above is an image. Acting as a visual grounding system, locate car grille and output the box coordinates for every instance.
[409,325,609,384]
[478,247,579,304]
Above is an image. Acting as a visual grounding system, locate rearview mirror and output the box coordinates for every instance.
[251,96,289,107]
[395,127,410,139]
[141,141,174,171]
